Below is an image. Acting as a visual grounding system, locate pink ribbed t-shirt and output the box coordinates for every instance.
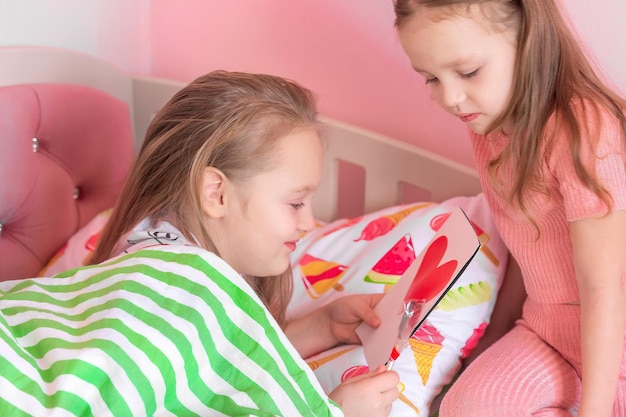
[470,103,626,304]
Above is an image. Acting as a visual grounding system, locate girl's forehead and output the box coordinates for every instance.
[402,2,516,49]
[403,7,489,43]
[412,2,476,20]
[412,2,510,33]
[400,6,517,76]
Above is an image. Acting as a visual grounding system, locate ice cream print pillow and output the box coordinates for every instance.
[287,193,508,417]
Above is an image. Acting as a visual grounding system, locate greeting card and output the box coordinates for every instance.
[355,206,481,369]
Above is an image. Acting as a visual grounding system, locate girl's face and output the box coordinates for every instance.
[216,126,322,277]
[398,6,517,134]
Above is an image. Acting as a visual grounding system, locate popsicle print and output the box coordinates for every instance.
[430,212,499,266]
[298,254,347,299]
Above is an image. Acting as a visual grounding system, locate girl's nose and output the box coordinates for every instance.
[439,81,466,109]
[299,207,317,234]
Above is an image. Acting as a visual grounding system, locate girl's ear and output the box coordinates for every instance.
[201,167,227,218]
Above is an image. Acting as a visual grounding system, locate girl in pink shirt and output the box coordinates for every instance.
[394,0,626,416]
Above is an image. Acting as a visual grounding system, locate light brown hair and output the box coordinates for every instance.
[90,70,319,325]
[395,0,626,218]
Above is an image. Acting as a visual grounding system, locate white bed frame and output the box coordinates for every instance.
[0,46,481,223]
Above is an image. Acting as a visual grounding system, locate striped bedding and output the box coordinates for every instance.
[0,245,343,416]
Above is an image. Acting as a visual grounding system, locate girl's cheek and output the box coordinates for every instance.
[430,91,445,108]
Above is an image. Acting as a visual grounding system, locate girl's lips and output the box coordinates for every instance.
[285,242,297,252]
[459,113,479,123]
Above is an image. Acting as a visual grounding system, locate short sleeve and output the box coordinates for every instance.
[551,104,626,221]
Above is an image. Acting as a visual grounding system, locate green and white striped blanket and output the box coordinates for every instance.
[0,245,343,416]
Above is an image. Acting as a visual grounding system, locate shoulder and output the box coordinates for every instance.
[55,244,251,296]
[544,98,626,217]
[546,97,625,153]
[122,244,230,271]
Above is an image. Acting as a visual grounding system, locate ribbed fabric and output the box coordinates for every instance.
[441,315,581,415]
[440,103,626,416]
[442,301,626,415]
[0,245,343,417]
[470,110,626,304]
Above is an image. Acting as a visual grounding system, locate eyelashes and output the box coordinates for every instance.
[423,69,480,85]
[461,69,479,79]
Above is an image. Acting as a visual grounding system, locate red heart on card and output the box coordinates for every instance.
[405,235,457,302]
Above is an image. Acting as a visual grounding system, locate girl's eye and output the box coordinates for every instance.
[291,202,305,210]
[460,69,479,79]
[424,77,438,85]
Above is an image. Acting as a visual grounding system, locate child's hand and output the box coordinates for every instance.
[329,365,399,417]
[284,293,383,357]
[325,293,384,345]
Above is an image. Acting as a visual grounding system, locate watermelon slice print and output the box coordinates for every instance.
[364,234,416,284]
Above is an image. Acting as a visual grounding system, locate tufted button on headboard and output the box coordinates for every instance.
[0,83,135,281]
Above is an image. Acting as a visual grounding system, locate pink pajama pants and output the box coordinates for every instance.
[440,299,626,416]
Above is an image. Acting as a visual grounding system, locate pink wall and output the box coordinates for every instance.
[150,1,626,170]
[2,1,624,169]
[561,0,626,96]
[150,1,474,167]
[151,0,626,166]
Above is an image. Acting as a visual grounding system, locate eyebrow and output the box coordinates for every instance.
[413,55,480,74]
[291,185,317,194]
[412,66,429,75]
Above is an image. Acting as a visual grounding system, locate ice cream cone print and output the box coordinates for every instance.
[410,322,444,386]
[340,364,369,380]
[298,254,348,299]
[355,203,430,242]
[409,339,442,386]
[321,216,363,237]
[437,281,493,311]
[364,234,416,285]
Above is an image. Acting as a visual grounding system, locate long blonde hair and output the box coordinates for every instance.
[395,0,626,217]
[90,70,319,325]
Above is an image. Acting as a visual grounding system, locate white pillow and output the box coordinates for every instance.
[287,194,507,416]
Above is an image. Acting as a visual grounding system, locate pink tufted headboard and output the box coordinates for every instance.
[0,83,135,280]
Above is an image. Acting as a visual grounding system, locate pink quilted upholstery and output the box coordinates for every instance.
[0,84,135,280]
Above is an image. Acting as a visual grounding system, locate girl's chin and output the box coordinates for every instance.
[467,123,487,135]
[259,262,291,278]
